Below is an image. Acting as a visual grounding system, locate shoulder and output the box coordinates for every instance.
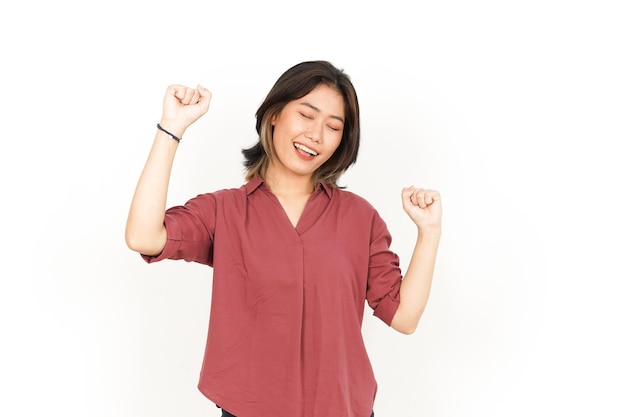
[181,183,247,208]
[335,189,395,241]
[333,188,379,214]
[212,183,248,198]
[187,177,263,206]
[203,183,249,209]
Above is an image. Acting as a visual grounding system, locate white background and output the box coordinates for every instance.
[1,0,625,416]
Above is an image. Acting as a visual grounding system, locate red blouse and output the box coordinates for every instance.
[142,177,402,417]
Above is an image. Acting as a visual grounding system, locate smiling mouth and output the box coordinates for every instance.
[294,143,318,157]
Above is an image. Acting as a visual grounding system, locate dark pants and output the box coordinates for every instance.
[222,410,374,417]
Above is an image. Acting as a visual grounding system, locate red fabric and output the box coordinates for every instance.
[142,177,402,417]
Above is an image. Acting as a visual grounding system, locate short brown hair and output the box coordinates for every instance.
[242,60,360,188]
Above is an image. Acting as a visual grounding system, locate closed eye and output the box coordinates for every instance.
[299,112,313,119]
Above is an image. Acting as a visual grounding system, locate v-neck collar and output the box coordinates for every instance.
[247,177,334,235]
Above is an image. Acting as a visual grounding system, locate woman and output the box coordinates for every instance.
[125,60,442,417]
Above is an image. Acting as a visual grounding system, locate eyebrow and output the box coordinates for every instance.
[300,102,345,123]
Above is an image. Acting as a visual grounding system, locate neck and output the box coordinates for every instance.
[265,167,314,197]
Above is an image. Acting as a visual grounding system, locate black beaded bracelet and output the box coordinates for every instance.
[156,123,182,143]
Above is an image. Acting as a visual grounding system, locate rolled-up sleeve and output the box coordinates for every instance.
[141,193,217,266]
[366,212,402,326]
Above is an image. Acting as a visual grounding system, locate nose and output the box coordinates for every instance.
[306,121,324,144]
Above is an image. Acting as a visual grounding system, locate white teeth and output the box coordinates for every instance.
[294,143,318,156]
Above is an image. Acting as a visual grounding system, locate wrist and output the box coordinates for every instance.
[416,225,441,238]
[157,119,187,139]
[156,123,184,143]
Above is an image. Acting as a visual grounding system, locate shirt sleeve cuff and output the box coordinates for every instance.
[140,216,181,263]
[373,293,400,326]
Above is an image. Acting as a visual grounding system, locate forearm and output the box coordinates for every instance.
[391,228,441,334]
[125,84,211,256]
[125,131,179,255]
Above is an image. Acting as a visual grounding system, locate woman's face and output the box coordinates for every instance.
[269,84,345,183]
